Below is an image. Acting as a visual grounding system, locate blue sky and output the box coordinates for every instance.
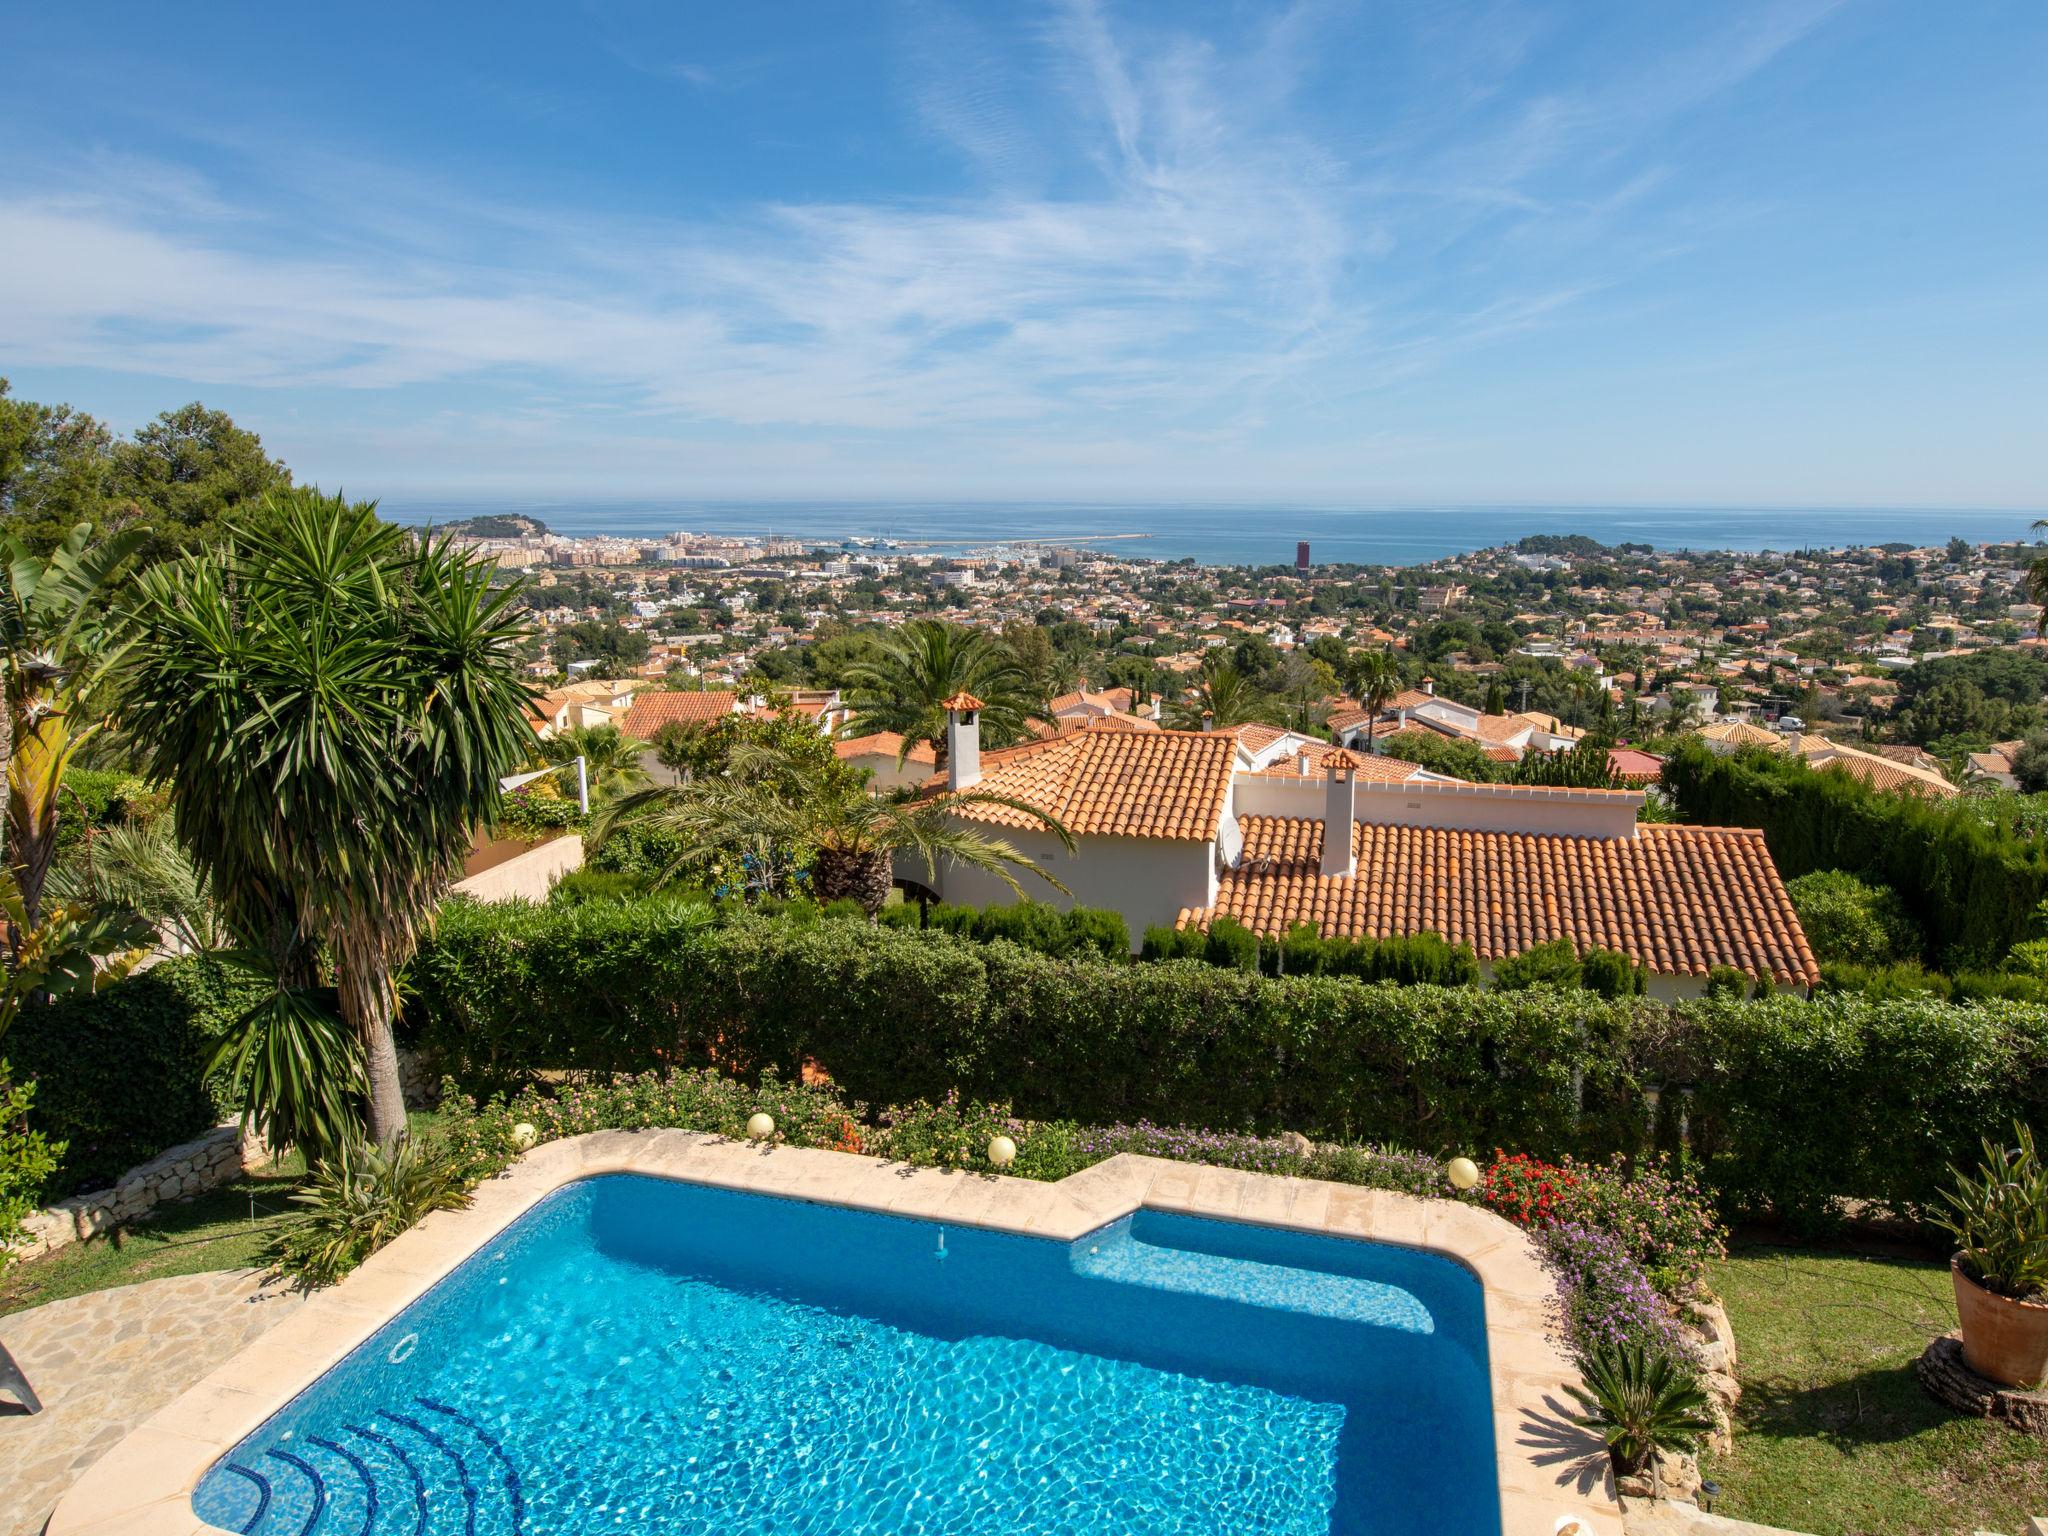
[2,0,2044,506]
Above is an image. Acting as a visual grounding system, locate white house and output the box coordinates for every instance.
[916,698,1818,996]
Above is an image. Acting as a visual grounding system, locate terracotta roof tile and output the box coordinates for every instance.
[1253,749,1428,782]
[834,731,937,766]
[623,691,738,736]
[1797,738,1958,798]
[931,728,1236,841]
[1183,815,1819,984]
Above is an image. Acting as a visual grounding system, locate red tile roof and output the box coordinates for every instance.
[1183,815,1818,984]
[835,731,936,765]
[931,728,1237,841]
[623,691,738,736]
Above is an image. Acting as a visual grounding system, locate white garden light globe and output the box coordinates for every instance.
[987,1135,1018,1168]
[747,1112,776,1141]
[511,1122,538,1150]
[1446,1156,1481,1192]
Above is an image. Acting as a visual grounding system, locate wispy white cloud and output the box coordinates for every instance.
[0,0,1876,496]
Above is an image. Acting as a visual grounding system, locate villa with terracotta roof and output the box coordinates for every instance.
[1693,718,1959,799]
[1327,681,1583,762]
[917,698,1816,995]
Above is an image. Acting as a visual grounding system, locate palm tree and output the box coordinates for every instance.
[844,620,1033,769]
[536,723,650,802]
[1164,664,1280,731]
[594,744,1073,915]
[1349,648,1403,751]
[0,520,147,937]
[120,489,536,1151]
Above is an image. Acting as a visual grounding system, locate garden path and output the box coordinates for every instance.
[0,1270,304,1536]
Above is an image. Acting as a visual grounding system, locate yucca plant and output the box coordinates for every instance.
[209,978,365,1164]
[1935,1121,2048,1300]
[1564,1342,1715,1477]
[270,1136,470,1287]
[121,489,538,1149]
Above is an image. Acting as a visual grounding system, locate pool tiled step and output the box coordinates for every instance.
[207,1398,522,1536]
[1072,1224,1436,1333]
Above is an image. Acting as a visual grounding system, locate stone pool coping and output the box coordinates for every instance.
[47,1130,1624,1536]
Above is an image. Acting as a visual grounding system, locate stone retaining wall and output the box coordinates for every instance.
[9,1122,269,1261]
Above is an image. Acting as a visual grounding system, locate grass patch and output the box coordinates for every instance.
[1704,1239,2048,1535]
[0,1111,448,1318]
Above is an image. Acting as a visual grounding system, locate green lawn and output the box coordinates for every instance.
[1704,1239,2048,1536]
[0,1112,447,1318]
[0,1154,307,1317]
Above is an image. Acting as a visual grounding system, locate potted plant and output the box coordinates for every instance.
[1935,1121,2048,1388]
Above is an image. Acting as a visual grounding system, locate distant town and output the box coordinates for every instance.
[451,511,2048,785]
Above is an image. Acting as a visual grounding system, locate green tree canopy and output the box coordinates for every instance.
[120,489,537,1149]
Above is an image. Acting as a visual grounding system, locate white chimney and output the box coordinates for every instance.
[1421,676,1435,696]
[943,692,983,790]
[1321,750,1359,879]
[1201,711,1214,733]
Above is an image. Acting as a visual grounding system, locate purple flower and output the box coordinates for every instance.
[1538,1222,1695,1362]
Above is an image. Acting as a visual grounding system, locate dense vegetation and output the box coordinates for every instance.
[1664,738,2048,968]
[4,956,265,1193]
[406,897,2048,1229]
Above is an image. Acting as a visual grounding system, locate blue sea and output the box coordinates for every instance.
[379,498,2041,568]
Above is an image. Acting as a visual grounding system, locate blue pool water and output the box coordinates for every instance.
[193,1175,1499,1536]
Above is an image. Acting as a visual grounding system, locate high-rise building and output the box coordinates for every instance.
[1295,541,1311,574]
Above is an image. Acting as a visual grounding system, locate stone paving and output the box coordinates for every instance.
[0,1271,305,1536]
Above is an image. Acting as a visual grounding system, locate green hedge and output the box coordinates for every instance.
[408,898,2048,1227]
[884,899,1129,959]
[6,957,266,1195]
[1663,738,2048,968]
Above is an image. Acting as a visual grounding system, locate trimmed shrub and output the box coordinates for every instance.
[1786,870,1922,966]
[1493,938,1584,991]
[407,898,2048,1230]
[907,900,1129,959]
[1663,738,2047,968]
[4,957,267,1196]
[1202,915,1261,971]
[1704,966,1747,1000]
[1141,923,1204,961]
[1580,948,1648,1000]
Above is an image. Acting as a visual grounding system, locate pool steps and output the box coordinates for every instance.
[210,1397,522,1536]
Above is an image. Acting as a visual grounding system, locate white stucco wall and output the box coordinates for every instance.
[844,751,934,794]
[453,834,585,902]
[1352,780,1642,838]
[919,826,1217,946]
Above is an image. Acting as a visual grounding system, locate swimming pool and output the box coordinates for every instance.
[190,1172,1501,1536]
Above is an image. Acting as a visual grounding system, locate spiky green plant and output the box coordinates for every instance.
[209,977,366,1163]
[1935,1120,2048,1299]
[842,619,1035,769]
[269,1135,470,1287]
[535,722,650,802]
[1564,1342,1716,1477]
[595,743,1073,913]
[1164,663,1280,730]
[120,489,538,1149]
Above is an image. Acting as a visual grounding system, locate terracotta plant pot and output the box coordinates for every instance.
[1952,1258,2048,1388]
